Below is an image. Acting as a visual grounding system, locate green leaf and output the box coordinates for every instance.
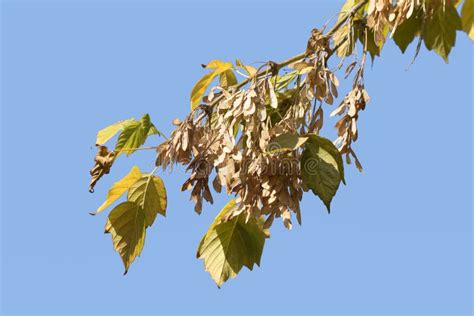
[115,114,156,156]
[95,118,135,146]
[147,124,162,137]
[92,166,142,215]
[301,135,344,212]
[197,205,267,287]
[461,0,474,41]
[306,134,345,184]
[197,199,237,251]
[191,60,232,110]
[423,4,462,62]
[219,69,238,88]
[393,12,422,53]
[270,71,298,91]
[127,175,167,227]
[267,133,308,153]
[105,201,146,274]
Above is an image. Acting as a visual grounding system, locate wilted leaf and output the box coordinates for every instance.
[92,166,142,215]
[423,4,462,62]
[115,114,157,156]
[105,201,146,274]
[267,133,308,153]
[197,203,266,287]
[191,60,233,110]
[301,135,344,212]
[128,174,167,227]
[461,0,474,41]
[89,146,116,193]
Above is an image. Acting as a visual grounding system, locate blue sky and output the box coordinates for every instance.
[1,0,472,315]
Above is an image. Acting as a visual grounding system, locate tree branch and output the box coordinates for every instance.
[209,0,369,105]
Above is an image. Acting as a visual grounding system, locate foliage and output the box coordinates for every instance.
[88,0,472,286]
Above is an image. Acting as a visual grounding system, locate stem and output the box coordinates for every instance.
[116,146,158,153]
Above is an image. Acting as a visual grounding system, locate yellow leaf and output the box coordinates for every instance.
[206,60,232,69]
[190,60,233,110]
[127,175,167,227]
[461,0,474,41]
[95,118,135,146]
[236,59,257,77]
[92,166,142,215]
[219,69,238,88]
[105,201,146,274]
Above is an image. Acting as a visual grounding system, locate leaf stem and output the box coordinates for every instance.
[115,146,158,153]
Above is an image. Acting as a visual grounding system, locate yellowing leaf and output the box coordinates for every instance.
[423,4,462,62]
[105,201,146,274]
[197,199,237,251]
[96,119,135,146]
[190,60,233,110]
[219,69,238,88]
[115,114,157,156]
[236,59,257,77]
[92,166,142,215]
[206,60,232,69]
[301,135,344,212]
[267,133,308,153]
[197,203,266,287]
[461,0,474,41]
[127,175,167,227]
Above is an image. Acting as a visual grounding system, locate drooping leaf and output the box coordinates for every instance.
[301,135,344,212]
[393,11,422,53]
[89,146,116,193]
[219,69,238,88]
[197,205,267,287]
[267,133,308,153]
[96,118,135,146]
[461,0,474,41]
[305,134,345,184]
[105,201,146,274]
[92,166,142,215]
[127,174,167,227]
[191,60,233,110]
[114,114,156,156]
[423,4,462,62]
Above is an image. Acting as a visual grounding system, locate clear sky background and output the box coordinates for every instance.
[1,0,472,315]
